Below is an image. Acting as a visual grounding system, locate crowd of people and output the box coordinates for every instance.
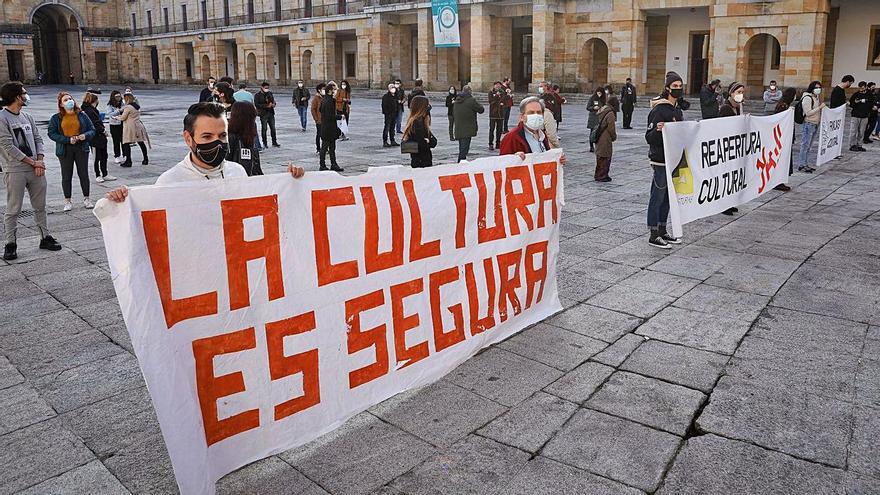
[1,68,875,260]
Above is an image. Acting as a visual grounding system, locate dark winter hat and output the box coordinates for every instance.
[665,71,683,88]
[728,81,744,95]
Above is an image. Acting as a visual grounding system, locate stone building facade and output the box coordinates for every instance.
[2,0,879,96]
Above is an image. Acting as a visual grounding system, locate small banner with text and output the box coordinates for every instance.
[432,0,461,47]
[817,103,845,167]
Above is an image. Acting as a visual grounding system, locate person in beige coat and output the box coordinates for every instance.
[594,96,618,182]
[118,93,150,167]
[543,107,560,149]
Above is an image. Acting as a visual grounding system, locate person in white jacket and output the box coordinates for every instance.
[797,81,825,173]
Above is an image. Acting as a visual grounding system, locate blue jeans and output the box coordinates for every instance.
[647,165,670,228]
[297,106,308,129]
[395,107,404,133]
[798,122,818,168]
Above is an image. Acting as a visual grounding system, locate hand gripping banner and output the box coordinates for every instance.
[95,150,564,494]
[662,110,794,237]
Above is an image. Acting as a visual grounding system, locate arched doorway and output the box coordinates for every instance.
[301,49,312,82]
[163,56,173,81]
[578,38,608,92]
[132,58,140,81]
[246,52,257,82]
[31,3,84,84]
[744,33,782,99]
[201,55,211,80]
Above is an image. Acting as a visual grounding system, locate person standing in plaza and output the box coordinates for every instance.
[118,93,150,167]
[408,79,426,106]
[862,82,877,144]
[501,77,514,133]
[403,95,437,168]
[254,81,279,147]
[233,83,254,104]
[772,87,796,192]
[550,84,565,127]
[382,83,400,147]
[586,87,606,153]
[644,71,685,249]
[106,91,125,164]
[498,96,568,164]
[594,96,618,182]
[830,75,853,109]
[700,78,721,119]
[80,92,115,184]
[292,80,310,132]
[538,82,558,131]
[48,92,95,211]
[227,101,262,176]
[0,82,62,260]
[798,80,824,173]
[453,85,484,162]
[620,77,637,129]
[214,82,234,114]
[445,86,457,141]
[543,102,560,149]
[337,80,352,141]
[849,81,870,152]
[311,83,325,154]
[718,82,746,216]
[319,82,343,172]
[488,81,505,151]
[395,79,406,134]
[763,80,782,114]
[200,77,216,102]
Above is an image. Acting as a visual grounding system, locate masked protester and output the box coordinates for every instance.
[718,82,746,216]
[488,81,505,150]
[644,71,685,249]
[394,79,406,134]
[772,87,797,192]
[0,81,62,261]
[292,80,310,132]
[104,103,304,204]
[254,81,279,147]
[227,101,263,176]
[319,82,343,172]
[80,92,115,184]
[830,74,853,109]
[200,77,216,102]
[310,83,325,153]
[445,86,457,141]
[798,80,825,173]
[106,91,125,163]
[620,78,637,129]
[47,91,96,211]
[700,79,721,119]
[402,95,437,168]
[594,96,618,182]
[337,80,352,140]
[501,78,514,133]
[382,83,400,147]
[763,80,782,114]
[864,82,878,144]
[849,81,871,152]
[498,96,568,167]
[586,87,606,152]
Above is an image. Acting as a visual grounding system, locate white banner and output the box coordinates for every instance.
[662,111,794,237]
[95,150,564,495]
[432,0,460,48]
[817,103,845,167]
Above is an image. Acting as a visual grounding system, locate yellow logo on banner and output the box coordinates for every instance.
[671,150,693,196]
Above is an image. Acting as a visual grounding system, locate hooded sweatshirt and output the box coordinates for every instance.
[645,98,684,165]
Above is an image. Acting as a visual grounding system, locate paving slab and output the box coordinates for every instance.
[620,340,728,393]
[588,285,676,319]
[502,456,645,495]
[102,432,179,495]
[848,404,880,480]
[33,352,144,414]
[591,333,646,367]
[4,330,125,379]
[673,284,770,321]
[16,460,132,495]
[0,383,56,436]
[0,355,25,390]
[544,361,616,404]
[635,306,752,355]
[618,269,702,298]
[545,303,643,343]
[477,391,578,453]
[216,456,328,495]
[497,323,607,371]
[447,348,562,407]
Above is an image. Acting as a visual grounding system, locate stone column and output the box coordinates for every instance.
[469,3,492,91]
[530,2,555,92]
[356,31,371,87]
[417,8,437,88]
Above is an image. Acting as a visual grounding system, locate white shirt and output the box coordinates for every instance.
[155,154,247,185]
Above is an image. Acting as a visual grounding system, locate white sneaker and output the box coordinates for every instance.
[83,198,94,209]
[114,156,123,163]
[63,202,73,212]
[103,175,117,181]
[96,176,105,183]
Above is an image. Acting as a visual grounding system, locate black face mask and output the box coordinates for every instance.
[191,139,228,168]
[670,88,684,99]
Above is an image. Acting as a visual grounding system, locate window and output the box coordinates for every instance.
[247,0,254,23]
[131,12,137,32]
[304,0,311,18]
[223,0,229,26]
[345,52,355,78]
[163,7,169,31]
[870,25,880,69]
[147,10,152,34]
[274,0,281,21]
[181,4,187,30]
[338,0,346,15]
[201,0,207,28]
[770,37,781,70]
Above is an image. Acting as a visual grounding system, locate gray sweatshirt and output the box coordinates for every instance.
[0,108,43,173]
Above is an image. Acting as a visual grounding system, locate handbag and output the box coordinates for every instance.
[590,113,608,145]
[400,140,420,154]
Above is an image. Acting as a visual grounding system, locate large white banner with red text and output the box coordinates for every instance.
[95,150,564,495]
[662,110,794,237]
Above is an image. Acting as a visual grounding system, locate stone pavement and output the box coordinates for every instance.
[1,86,879,495]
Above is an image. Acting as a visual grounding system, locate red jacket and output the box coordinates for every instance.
[499,122,550,156]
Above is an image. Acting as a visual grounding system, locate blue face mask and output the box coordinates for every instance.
[64,99,75,111]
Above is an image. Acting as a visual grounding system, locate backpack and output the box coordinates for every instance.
[793,94,809,124]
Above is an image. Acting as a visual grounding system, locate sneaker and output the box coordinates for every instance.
[383,143,391,148]
[595,177,612,182]
[103,175,117,181]
[63,202,73,212]
[489,145,495,151]
[773,184,791,192]
[805,167,816,173]
[114,156,123,164]
[39,236,61,251]
[319,165,328,171]
[3,242,16,261]
[273,142,281,147]
[83,198,94,209]
[120,161,132,168]
[330,165,344,172]
[857,146,867,152]
[96,176,105,183]
[850,145,861,152]
[648,236,672,249]
[661,233,682,244]
[301,127,307,132]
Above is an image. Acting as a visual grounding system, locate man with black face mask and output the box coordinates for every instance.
[104,103,304,203]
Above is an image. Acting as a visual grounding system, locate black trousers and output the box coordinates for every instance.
[448,113,455,140]
[865,113,878,143]
[622,103,634,128]
[260,113,277,145]
[315,124,322,153]
[60,145,90,199]
[383,114,397,144]
[110,125,123,157]
[123,142,148,163]
[320,137,337,168]
[503,107,511,132]
[92,144,108,177]
[489,119,502,147]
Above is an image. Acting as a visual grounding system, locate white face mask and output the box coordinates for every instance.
[297,83,303,88]
[390,88,396,94]
[341,84,347,89]
[537,87,544,94]
[769,85,776,90]
[21,94,30,105]
[524,113,545,130]
[813,88,822,95]
[733,93,744,103]
[449,89,455,94]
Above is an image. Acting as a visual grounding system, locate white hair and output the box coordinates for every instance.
[519,96,545,114]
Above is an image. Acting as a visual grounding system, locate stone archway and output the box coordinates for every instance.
[164,56,173,81]
[301,49,312,82]
[743,33,783,99]
[578,37,609,93]
[201,54,211,80]
[246,52,257,82]
[31,3,84,83]
[132,58,140,81]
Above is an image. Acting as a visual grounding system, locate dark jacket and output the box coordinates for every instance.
[830,86,847,109]
[542,93,559,122]
[47,111,95,157]
[228,131,262,176]
[397,88,407,109]
[499,122,550,155]
[502,84,514,106]
[850,90,872,118]
[292,87,310,108]
[408,88,426,107]
[594,106,617,158]
[319,95,340,139]
[551,92,565,122]
[719,98,742,118]
[587,94,604,128]
[445,93,456,115]
[80,103,107,148]
[645,98,683,164]
[700,84,720,119]
[199,87,215,103]
[382,92,399,116]
[620,83,637,106]
[452,93,484,139]
[254,90,276,116]
[489,89,505,119]
[405,119,437,168]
